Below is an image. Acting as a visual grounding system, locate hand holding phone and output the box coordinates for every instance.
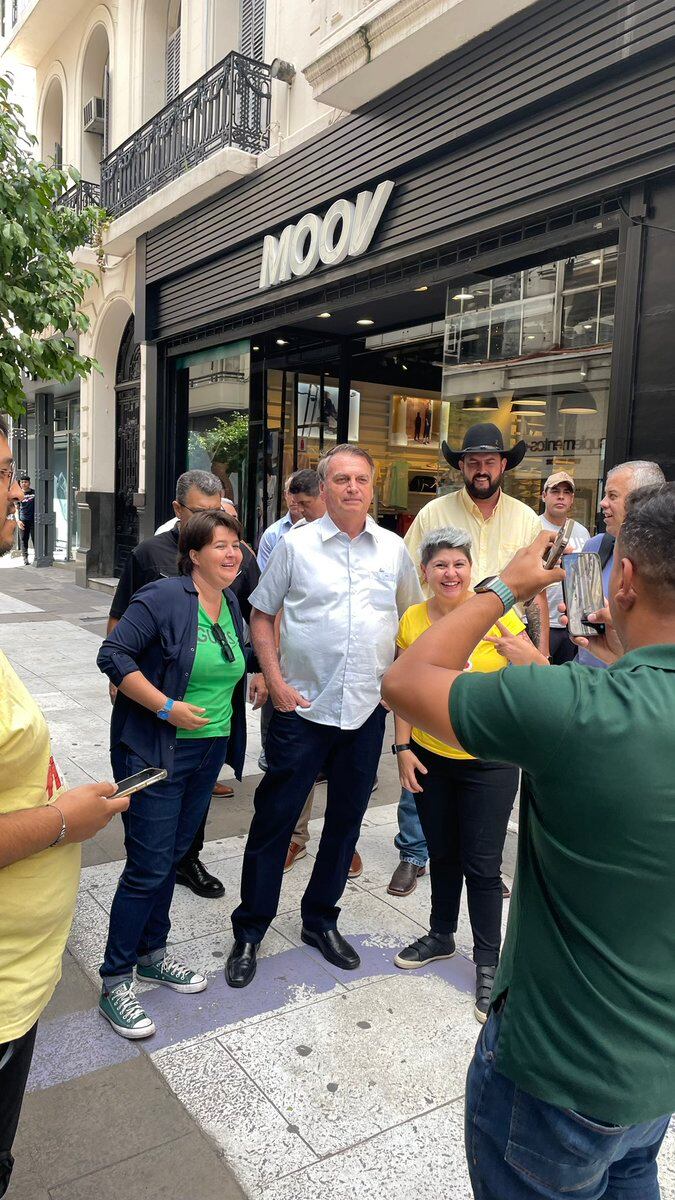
[114,767,168,798]
[544,519,575,569]
[562,552,606,639]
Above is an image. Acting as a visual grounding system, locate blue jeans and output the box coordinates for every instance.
[101,738,228,985]
[465,1006,671,1199]
[394,787,428,868]
[233,705,386,942]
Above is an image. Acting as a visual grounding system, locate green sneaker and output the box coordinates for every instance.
[136,953,207,993]
[99,981,156,1039]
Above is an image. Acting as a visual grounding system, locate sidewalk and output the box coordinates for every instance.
[1,561,673,1200]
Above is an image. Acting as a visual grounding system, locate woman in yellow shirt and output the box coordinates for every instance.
[391,527,546,1022]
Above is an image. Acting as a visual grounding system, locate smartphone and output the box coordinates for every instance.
[562,552,606,639]
[114,767,168,798]
[544,518,575,569]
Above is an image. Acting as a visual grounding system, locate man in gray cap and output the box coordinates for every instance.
[539,471,589,664]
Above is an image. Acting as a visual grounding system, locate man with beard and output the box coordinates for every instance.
[387,423,545,898]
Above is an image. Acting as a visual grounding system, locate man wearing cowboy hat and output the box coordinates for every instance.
[387,423,546,900]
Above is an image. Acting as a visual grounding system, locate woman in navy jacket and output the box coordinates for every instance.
[96,510,265,1040]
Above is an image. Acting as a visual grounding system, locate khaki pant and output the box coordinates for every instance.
[291,786,316,848]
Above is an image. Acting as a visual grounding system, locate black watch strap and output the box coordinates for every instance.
[392,742,411,755]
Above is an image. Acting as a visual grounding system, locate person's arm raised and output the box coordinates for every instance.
[382,531,562,750]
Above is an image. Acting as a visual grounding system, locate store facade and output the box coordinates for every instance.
[123,0,675,561]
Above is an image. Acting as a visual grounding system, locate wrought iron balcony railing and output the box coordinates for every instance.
[100,51,271,219]
[58,180,101,214]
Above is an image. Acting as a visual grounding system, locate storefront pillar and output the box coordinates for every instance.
[34,392,55,568]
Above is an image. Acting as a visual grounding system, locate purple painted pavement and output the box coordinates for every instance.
[28,936,475,1091]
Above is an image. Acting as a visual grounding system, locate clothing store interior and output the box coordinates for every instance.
[182,246,616,543]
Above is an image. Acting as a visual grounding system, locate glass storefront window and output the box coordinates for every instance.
[181,340,250,515]
[440,248,617,530]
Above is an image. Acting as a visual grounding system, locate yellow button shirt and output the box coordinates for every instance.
[0,652,80,1041]
[404,487,541,591]
[396,601,524,760]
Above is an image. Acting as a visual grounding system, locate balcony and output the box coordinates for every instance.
[101,51,271,224]
[1,0,92,66]
[58,179,101,214]
[304,0,541,111]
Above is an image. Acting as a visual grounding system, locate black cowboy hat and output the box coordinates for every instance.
[441,422,527,471]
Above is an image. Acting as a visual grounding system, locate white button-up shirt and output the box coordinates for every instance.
[249,512,422,730]
[256,511,294,572]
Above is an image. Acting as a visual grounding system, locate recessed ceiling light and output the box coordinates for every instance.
[526,335,536,340]
[453,291,474,301]
[356,318,374,326]
[590,258,601,265]
[318,311,332,318]
[401,362,408,371]
[276,338,288,346]
[583,324,593,330]
[252,344,260,350]
[414,285,428,293]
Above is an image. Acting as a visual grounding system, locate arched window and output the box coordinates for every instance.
[41,77,63,167]
[81,24,111,181]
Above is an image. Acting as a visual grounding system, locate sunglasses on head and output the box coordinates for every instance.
[211,622,236,663]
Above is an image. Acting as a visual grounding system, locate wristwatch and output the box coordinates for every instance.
[474,576,516,614]
[392,742,411,755]
[156,698,175,721]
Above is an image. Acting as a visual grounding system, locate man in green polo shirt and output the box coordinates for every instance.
[382,484,675,1199]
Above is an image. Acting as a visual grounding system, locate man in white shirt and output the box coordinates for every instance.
[226,445,422,988]
[256,474,303,571]
[539,471,590,665]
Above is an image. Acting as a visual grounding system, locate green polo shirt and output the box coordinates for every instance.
[450,645,675,1125]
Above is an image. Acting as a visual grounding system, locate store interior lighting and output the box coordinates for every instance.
[557,384,597,414]
[510,388,547,406]
[462,394,498,411]
[511,400,546,416]
[453,290,474,301]
[357,318,375,326]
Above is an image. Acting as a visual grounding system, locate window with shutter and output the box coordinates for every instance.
[240,0,265,61]
[166,26,181,103]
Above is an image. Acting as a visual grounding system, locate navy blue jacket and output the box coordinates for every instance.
[97,575,255,780]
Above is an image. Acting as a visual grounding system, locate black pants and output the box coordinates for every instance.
[413,744,518,967]
[549,626,577,665]
[0,1022,38,1198]
[20,520,34,561]
[232,705,386,942]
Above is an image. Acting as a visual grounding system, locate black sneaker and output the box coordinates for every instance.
[474,965,497,1024]
[394,931,455,970]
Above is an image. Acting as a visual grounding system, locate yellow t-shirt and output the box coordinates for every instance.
[0,652,80,1040]
[396,601,525,761]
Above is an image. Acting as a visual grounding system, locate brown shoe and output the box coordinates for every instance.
[284,842,307,873]
[348,851,363,879]
[387,861,426,897]
[212,782,234,798]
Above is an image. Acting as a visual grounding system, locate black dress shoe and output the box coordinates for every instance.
[226,940,259,988]
[175,858,224,899]
[301,927,360,970]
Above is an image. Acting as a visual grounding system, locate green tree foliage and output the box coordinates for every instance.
[203,413,249,470]
[0,74,105,417]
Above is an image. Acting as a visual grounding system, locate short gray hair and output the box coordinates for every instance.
[608,460,665,490]
[419,526,473,567]
[619,484,675,602]
[317,444,375,482]
[175,470,222,505]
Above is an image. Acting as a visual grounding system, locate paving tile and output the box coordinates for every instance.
[150,1039,318,1192]
[66,888,113,968]
[221,974,479,1158]
[259,1099,470,1200]
[48,1131,246,1200]
[13,1057,195,1190]
[39,952,98,1020]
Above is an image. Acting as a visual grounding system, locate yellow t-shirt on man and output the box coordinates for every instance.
[0,652,80,1041]
[396,601,524,761]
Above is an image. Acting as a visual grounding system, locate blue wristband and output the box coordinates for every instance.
[157,698,175,721]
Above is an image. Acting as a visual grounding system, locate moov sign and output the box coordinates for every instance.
[258,179,394,291]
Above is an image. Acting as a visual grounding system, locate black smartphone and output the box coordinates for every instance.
[544,518,575,569]
[562,552,606,639]
[114,767,168,798]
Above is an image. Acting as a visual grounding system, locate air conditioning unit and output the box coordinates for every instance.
[83,96,105,135]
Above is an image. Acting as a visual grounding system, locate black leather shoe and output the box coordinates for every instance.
[175,858,224,899]
[301,927,360,970]
[226,940,259,988]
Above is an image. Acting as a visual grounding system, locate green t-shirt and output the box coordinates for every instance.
[177,599,246,740]
[450,646,675,1125]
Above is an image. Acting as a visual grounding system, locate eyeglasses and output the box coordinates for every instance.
[0,461,18,487]
[210,622,236,664]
